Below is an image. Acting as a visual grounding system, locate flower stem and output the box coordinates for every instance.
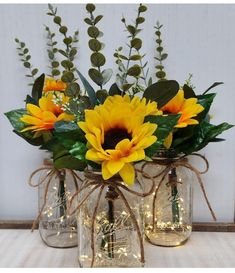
[169,168,180,223]
[58,170,67,218]
[107,199,114,258]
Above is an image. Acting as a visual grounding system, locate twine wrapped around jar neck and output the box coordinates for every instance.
[141,152,217,230]
[69,169,155,268]
[28,159,83,231]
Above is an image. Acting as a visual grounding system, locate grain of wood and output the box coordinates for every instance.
[0,230,234,267]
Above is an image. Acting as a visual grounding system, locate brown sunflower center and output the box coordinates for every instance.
[102,128,132,150]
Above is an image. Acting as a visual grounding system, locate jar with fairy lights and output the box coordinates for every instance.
[142,149,193,247]
[34,160,80,248]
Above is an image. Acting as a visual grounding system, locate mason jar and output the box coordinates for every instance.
[77,170,145,267]
[143,149,193,247]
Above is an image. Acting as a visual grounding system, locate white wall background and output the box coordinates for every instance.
[0,4,234,222]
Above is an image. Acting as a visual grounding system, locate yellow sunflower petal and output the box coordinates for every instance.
[102,161,113,180]
[106,160,124,175]
[27,104,42,118]
[119,163,135,186]
[164,132,173,149]
[20,115,42,125]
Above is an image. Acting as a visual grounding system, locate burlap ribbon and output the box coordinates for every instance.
[69,169,155,267]
[28,162,83,231]
[141,153,217,229]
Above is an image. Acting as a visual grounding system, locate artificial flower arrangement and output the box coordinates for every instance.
[4,3,233,267]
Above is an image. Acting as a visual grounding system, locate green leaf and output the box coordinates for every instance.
[61,60,74,69]
[89,68,103,86]
[203,82,224,95]
[31,73,45,102]
[174,121,233,155]
[4,109,27,131]
[196,93,216,121]
[75,68,97,107]
[127,25,136,35]
[25,95,37,105]
[130,38,142,50]
[143,80,179,108]
[129,54,142,61]
[65,82,80,97]
[24,62,30,68]
[54,121,79,132]
[145,114,181,142]
[90,52,106,67]
[61,71,74,83]
[14,130,44,146]
[109,83,122,95]
[101,69,113,85]
[96,89,108,104]
[183,84,196,99]
[88,26,100,38]
[86,3,96,12]
[54,154,86,171]
[127,65,141,77]
[122,83,134,91]
[136,17,145,24]
[139,5,147,12]
[161,53,168,61]
[89,39,102,51]
[94,15,103,25]
[84,18,93,25]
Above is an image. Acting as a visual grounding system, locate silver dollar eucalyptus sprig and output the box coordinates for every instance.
[154,21,168,81]
[47,3,80,98]
[84,3,113,103]
[15,38,39,86]
[44,25,60,78]
[114,4,148,95]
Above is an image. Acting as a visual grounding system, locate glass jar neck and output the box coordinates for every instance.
[152,149,182,164]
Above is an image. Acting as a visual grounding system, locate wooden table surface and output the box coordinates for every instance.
[0,230,234,268]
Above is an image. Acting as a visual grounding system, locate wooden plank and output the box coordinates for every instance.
[0,220,234,232]
[0,220,37,229]
[193,222,235,232]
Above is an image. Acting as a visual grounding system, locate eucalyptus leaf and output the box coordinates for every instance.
[102,69,113,85]
[91,52,106,67]
[89,68,103,86]
[96,89,108,104]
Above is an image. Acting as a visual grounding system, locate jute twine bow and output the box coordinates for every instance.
[28,161,83,232]
[141,153,217,230]
[69,169,155,268]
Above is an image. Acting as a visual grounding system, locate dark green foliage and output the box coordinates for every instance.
[143,80,179,108]
[145,114,181,157]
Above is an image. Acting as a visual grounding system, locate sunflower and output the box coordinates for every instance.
[161,89,204,128]
[20,93,74,133]
[78,95,160,185]
[43,78,67,93]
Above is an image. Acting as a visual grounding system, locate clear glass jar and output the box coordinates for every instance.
[143,150,193,247]
[38,167,79,248]
[77,170,144,268]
